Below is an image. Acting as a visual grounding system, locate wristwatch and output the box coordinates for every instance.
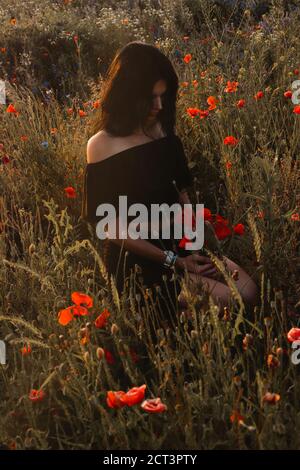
[163,250,178,269]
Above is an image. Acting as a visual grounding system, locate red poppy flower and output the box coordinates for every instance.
[106,390,126,409]
[58,305,88,326]
[291,213,300,221]
[20,135,28,142]
[21,344,32,356]
[122,384,147,407]
[213,214,231,240]
[104,349,115,365]
[199,110,209,119]
[284,90,292,99]
[64,186,76,198]
[293,106,300,115]
[2,155,10,164]
[236,99,245,108]
[287,327,300,343]
[224,81,239,93]
[186,107,201,118]
[71,291,93,308]
[230,410,244,424]
[183,54,192,64]
[94,308,110,328]
[29,389,45,402]
[223,136,239,146]
[78,110,87,117]
[141,397,167,413]
[207,96,218,110]
[254,91,264,100]
[293,69,299,75]
[92,100,100,109]
[262,392,280,404]
[233,223,245,235]
[6,104,18,114]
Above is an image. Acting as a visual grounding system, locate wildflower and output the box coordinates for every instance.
[41,141,48,149]
[254,91,264,100]
[129,348,139,363]
[78,110,87,117]
[20,344,32,356]
[287,327,300,343]
[213,214,231,240]
[242,334,253,351]
[50,128,58,134]
[262,392,280,404]
[223,136,239,146]
[236,99,245,108]
[2,155,10,164]
[94,308,111,329]
[20,135,28,142]
[64,186,76,198]
[10,18,16,26]
[192,80,198,87]
[257,210,265,219]
[122,385,147,407]
[71,291,93,308]
[291,213,300,221]
[58,305,89,326]
[181,81,189,87]
[200,71,207,79]
[183,53,192,64]
[141,397,167,413]
[230,410,244,424]
[106,391,126,409]
[284,90,292,99]
[233,223,245,235]
[293,69,299,75]
[73,35,79,45]
[207,96,218,110]
[66,107,73,115]
[224,81,239,93]
[92,100,100,109]
[6,104,18,114]
[186,107,200,118]
[104,349,115,365]
[199,110,209,119]
[225,161,232,171]
[267,353,280,368]
[183,36,189,41]
[29,389,45,402]
[293,106,300,115]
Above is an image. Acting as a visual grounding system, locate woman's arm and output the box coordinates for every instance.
[107,217,184,270]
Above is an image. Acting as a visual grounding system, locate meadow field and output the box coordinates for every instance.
[0,0,300,450]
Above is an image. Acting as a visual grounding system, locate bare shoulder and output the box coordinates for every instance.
[86,130,111,164]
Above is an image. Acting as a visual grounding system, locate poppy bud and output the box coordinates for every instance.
[28,243,36,256]
[83,351,89,362]
[96,347,105,360]
[111,323,119,335]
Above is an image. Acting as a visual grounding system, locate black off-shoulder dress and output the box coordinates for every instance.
[80,133,193,320]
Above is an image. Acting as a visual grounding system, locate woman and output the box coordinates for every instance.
[81,41,258,326]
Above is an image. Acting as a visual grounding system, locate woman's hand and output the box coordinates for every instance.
[175,254,218,278]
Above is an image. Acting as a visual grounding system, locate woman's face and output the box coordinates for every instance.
[147,79,167,120]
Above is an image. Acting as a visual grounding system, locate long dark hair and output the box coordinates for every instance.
[90,41,179,138]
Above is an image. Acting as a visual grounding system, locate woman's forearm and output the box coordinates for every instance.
[107,218,183,269]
